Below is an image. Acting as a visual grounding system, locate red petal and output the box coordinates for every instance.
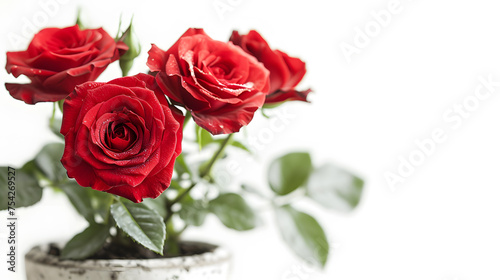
[276,50,307,91]
[191,90,265,135]
[265,88,312,105]
[5,83,67,104]
[146,44,168,72]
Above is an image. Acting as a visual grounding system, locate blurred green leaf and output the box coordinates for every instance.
[241,184,267,199]
[89,189,115,223]
[60,222,111,260]
[49,117,64,139]
[142,194,168,218]
[268,152,312,196]
[174,153,191,178]
[0,165,43,210]
[111,199,166,254]
[168,180,183,191]
[196,125,213,150]
[60,180,114,223]
[34,143,66,183]
[195,125,249,153]
[179,196,207,227]
[214,139,251,153]
[59,181,93,223]
[307,163,364,212]
[209,193,256,231]
[276,205,329,268]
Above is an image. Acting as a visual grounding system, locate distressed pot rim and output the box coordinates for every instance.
[25,241,231,271]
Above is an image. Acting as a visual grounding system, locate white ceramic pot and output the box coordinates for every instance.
[25,241,231,280]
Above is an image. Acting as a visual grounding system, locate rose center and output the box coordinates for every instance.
[105,122,138,152]
[210,66,226,78]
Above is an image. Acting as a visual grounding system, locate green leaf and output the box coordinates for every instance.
[60,181,114,223]
[241,184,267,199]
[49,117,64,140]
[196,125,213,150]
[276,205,329,268]
[214,139,251,153]
[168,180,183,191]
[174,153,192,178]
[209,193,256,231]
[142,194,168,218]
[60,223,111,260]
[307,163,364,212]
[34,143,66,183]
[89,189,115,223]
[111,199,166,254]
[60,181,93,223]
[268,152,312,196]
[195,125,251,153]
[179,196,207,227]
[0,165,43,210]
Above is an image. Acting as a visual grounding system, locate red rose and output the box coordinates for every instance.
[147,28,270,135]
[60,73,183,203]
[5,25,128,104]
[230,30,311,105]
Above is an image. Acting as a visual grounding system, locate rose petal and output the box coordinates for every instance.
[60,73,184,202]
[191,90,265,135]
[5,82,67,104]
[146,44,169,72]
[5,25,128,104]
[265,88,312,104]
[276,50,307,91]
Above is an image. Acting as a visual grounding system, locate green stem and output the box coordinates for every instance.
[164,133,234,226]
[164,236,180,256]
[171,133,233,206]
[201,133,234,178]
[164,220,180,255]
[49,102,57,128]
[183,111,192,129]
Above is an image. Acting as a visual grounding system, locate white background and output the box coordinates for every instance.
[1,0,500,279]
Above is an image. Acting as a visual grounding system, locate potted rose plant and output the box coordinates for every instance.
[1,15,364,280]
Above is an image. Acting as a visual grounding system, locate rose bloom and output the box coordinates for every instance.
[147,28,270,135]
[60,73,183,203]
[5,25,128,104]
[230,30,311,105]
